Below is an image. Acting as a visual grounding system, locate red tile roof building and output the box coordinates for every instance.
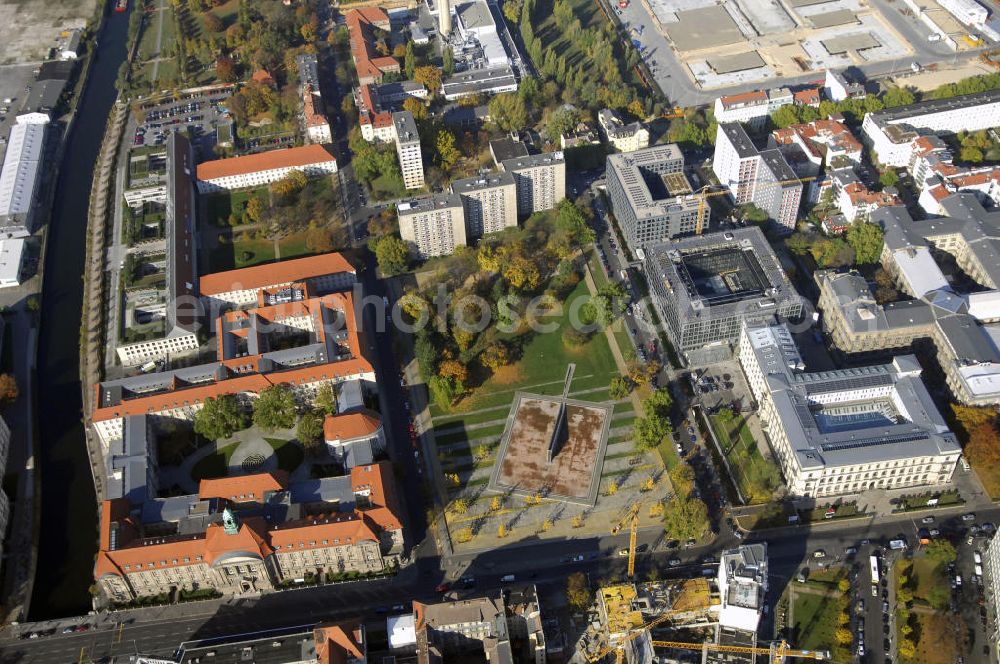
[195,144,337,194]
[346,8,400,86]
[95,462,404,604]
[199,250,356,307]
[92,283,372,446]
[356,83,395,143]
[304,85,333,144]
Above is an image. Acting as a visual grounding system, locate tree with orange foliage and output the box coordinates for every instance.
[438,359,469,384]
[966,422,1000,466]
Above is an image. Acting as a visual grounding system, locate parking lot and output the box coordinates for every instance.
[134,93,232,158]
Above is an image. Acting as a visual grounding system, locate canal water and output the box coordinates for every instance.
[29,4,131,620]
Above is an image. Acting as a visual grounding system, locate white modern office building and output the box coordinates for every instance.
[862,90,1000,167]
[738,322,961,497]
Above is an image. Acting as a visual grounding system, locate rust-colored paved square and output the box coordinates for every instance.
[497,396,608,499]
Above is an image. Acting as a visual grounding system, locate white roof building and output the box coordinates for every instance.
[0,116,48,235]
[387,613,416,649]
[717,544,768,634]
[0,238,26,288]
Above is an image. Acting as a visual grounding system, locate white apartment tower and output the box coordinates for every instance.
[392,111,425,190]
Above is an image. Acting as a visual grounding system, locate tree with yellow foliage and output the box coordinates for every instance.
[604,481,618,496]
[571,515,584,528]
[640,477,655,492]
[490,496,502,512]
[481,343,511,372]
[455,528,473,543]
[497,523,509,538]
[438,359,469,384]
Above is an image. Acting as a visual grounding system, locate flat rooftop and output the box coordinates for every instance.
[679,246,772,305]
[665,5,744,51]
[488,392,612,505]
[708,51,765,74]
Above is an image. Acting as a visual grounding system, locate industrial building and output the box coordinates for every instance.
[644,227,803,365]
[739,322,961,497]
[605,144,707,252]
[0,113,49,238]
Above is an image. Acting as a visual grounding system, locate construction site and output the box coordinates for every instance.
[638,0,915,88]
[577,544,833,664]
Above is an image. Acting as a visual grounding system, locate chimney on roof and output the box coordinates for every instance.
[440,0,452,36]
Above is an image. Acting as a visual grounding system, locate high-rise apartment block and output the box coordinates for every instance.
[501,152,566,217]
[713,123,802,232]
[398,193,466,258]
[452,171,518,237]
[392,111,425,190]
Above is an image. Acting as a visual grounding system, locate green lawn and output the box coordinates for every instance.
[277,232,312,260]
[190,438,304,481]
[207,237,276,272]
[204,187,269,227]
[709,409,782,504]
[191,442,238,481]
[789,590,850,661]
[138,4,175,61]
[369,172,409,201]
[265,438,304,472]
[434,279,619,416]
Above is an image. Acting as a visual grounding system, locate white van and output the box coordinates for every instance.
[500,574,515,583]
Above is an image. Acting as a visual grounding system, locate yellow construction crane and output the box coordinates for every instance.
[610,501,644,579]
[586,607,690,663]
[652,640,831,662]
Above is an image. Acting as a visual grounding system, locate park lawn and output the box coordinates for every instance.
[204,187,268,227]
[534,0,618,74]
[138,4,175,61]
[901,611,965,664]
[435,423,507,448]
[970,458,1000,499]
[209,237,277,271]
[369,173,408,201]
[277,232,312,260]
[449,280,619,413]
[265,438,304,472]
[790,590,851,661]
[900,557,948,604]
[709,410,782,504]
[191,442,239,481]
[201,0,240,30]
[612,319,634,361]
[151,58,179,86]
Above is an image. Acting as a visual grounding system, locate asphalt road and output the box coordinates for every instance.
[4,498,996,663]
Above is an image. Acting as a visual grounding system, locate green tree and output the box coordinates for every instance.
[194,395,248,440]
[545,106,581,142]
[566,571,591,612]
[315,383,337,415]
[879,169,900,189]
[373,235,409,275]
[503,0,523,23]
[928,585,950,610]
[428,374,462,407]
[925,539,958,565]
[404,41,416,80]
[770,104,803,128]
[296,409,325,449]
[960,146,984,163]
[253,385,298,431]
[488,92,528,132]
[434,129,461,172]
[835,627,853,645]
[414,65,442,94]
[634,415,670,450]
[883,86,916,108]
[203,12,224,32]
[662,495,708,542]
[443,46,454,77]
[845,221,884,264]
[609,376,632,400]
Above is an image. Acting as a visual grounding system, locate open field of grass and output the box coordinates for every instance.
[708,409,781,504]
[789,589,851,661]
